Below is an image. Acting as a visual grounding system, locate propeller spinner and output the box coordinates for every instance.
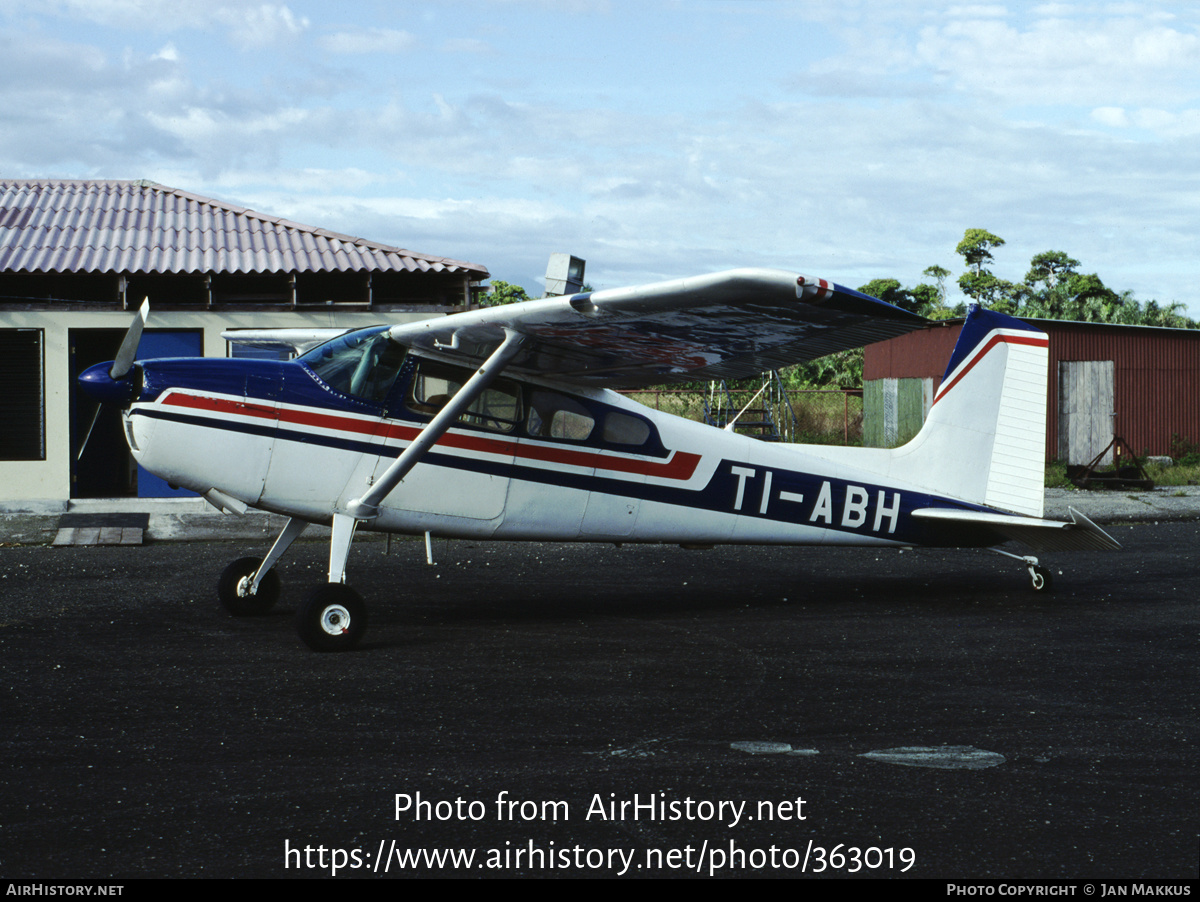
[78,298,149,405]
[76,299,150,460]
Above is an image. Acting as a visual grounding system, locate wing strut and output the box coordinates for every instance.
[343,328,527,522]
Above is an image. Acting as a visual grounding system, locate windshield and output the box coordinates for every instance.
[299,327,406,404]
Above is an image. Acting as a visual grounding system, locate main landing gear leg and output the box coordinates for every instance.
[218,517,309,616]
[292,331,526,653]
[296,513,367,652]
[994,548,1054,593]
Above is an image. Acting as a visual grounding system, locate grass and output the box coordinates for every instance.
[1141,459,1200,486]
[1045,460,1073,488]
[1045,458,1200,488]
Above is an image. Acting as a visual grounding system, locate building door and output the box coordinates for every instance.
[71,329,129,498]
[1058,360,1114,465]
[70,329,203,498]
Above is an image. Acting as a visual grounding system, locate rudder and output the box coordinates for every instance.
[892,306,1049,516]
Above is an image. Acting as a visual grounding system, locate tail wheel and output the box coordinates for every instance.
[297,583,368,652]
[1030,565,1054,593]
[218,556,281,616]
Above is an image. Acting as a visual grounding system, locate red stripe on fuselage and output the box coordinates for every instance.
[156,390,702,481]
[933,332,1047,404]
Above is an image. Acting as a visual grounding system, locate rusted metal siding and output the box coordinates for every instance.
[863,321,960,382]
[1049,324,1200,460]
[865,320,1200,460]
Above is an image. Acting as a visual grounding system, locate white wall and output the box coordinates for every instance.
[0,308,439,505]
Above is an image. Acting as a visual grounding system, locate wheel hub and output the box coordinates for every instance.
[319,604,351,635]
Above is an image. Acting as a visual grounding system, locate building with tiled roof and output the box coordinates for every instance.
[0,179,490,503]
[0,179,487,309]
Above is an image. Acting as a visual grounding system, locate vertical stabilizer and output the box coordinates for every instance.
[892,306,1049,516]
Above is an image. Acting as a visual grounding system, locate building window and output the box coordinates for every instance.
[0,329,45,460]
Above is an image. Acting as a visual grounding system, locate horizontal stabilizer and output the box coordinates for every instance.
[912,506,1121,552]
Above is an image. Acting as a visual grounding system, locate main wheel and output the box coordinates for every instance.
[1030,565,1054,593]
[296,583,368,652]
[218,556,281,616]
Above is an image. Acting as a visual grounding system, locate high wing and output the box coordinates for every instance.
[387,268,927,388]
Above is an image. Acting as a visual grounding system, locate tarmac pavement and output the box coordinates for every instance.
[4,484,1200,546]
[0,489,1197,879]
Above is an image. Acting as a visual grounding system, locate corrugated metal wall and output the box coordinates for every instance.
[863,321,961,381]
[864,321,1200,460]
[1049,324,1200,460]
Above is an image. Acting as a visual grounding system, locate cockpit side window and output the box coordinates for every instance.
[300,329,406,405]
[405,358,522,433]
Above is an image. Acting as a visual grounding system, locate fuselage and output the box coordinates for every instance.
[118,327,993,549]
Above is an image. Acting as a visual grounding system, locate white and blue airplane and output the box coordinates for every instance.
[78,268,1118,651]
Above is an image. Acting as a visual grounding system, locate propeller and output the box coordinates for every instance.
[110,297,149,380]
[77,298,150,460]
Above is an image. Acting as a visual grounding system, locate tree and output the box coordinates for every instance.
[858,278,920,314]
[1024,251,1080,288]
[956,228,1006,274]
[788,347,863,389]
[923,264,951,294]
[1125,295,1193,329]
[481,280,533,306]
[907,265,953,319]
[955,229,1020,311]
[958,232,1196,327]
[958,270,1022,312]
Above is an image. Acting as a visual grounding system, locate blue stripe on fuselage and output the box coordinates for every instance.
[134,405,993,546]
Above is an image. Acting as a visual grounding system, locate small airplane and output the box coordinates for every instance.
[78,268,1119,651]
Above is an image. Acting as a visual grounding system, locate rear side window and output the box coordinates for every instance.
[603,412,651,446]
[526,390,595,441]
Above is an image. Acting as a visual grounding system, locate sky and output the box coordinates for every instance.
[2,0,1199,314]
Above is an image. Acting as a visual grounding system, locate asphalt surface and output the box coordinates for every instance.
[0,508,1197,880]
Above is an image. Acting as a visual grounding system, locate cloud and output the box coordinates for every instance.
[2,0,1199,311]
[15,0,213,31]
[915,13,1200,108]
[146,105,312,147]
[214,4,309,50]
[1091,106,1131,128]
[0,21,314,176]
[321,27,417,55]
[6,0,310,45]
[1091,106,1200,138]
[440,37,493,55]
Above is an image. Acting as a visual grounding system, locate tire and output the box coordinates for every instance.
[218,556,281,616]
[296,583,368,652]
[1030,566,1054,593]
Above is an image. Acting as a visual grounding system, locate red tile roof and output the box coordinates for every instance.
[0,179,488,278]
